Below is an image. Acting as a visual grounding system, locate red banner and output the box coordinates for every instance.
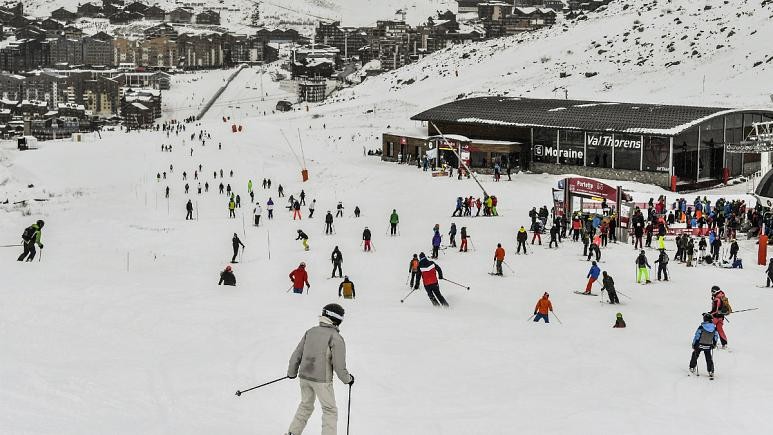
[567,177,618,202]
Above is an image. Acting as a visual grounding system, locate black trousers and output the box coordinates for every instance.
[432,246,439,258]
[690,347,714,373]
[390,223,397,235]
[658,265,669,281]
[517,241,526,254]
[309,209,315,218]
[573,229,579,241]
[495,260,503,275]
[254,215,260,226]
[767,273,773,287]
[17,241,36,261]
[449,234,456,247]
[268,210,273,219]
[607,289,620,304]
[549,238,558,248]
[325,223,333,234]
[587,246,600,261]
[336,211,343,217]
[186,210,193,220]
[232,246,239,262]
[424,283,449,307]
[332,262,342,278]
[410,271,420,289]
[634,235,643,249]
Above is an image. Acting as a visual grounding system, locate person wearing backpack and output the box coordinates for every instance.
[635,250,652,284]
[408,254,421,289]
[710,286,731,348]
[338,276,355,299]
[18,220,44,262]
[689,313,720,377]
[654,248,669,281]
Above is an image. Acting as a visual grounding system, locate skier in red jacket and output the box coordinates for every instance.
[289,262,310,294]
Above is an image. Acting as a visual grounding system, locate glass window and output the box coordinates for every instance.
[470,151,486,168]
[642,136,670,172]
[613,134,642,170]
[673,128,698,180]
[699,118,724,179]
[726,114,743,144]
[532,128,557,163]
[585,132,612,168]
[558,130,584,166]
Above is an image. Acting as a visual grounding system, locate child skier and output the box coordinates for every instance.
[710,286,731,348]
[583,261,601,294]
[362,227,372,251]
[654,249,669,281]
[635,250,652,284]
[218,265,236,286]
[493,243,505,276]
[689,313,720,378]
[613,312,626,328]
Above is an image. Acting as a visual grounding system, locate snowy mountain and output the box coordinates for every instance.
[329,0,773,119]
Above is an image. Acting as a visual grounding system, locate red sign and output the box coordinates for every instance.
[567,177,618,203]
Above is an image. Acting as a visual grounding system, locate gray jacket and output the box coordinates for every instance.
[288,317,352,384]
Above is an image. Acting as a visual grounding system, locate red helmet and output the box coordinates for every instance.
[225,265,232,272]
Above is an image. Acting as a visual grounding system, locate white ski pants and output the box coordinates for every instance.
[288,379,338,435]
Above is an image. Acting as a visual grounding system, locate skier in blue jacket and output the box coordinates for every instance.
[431,230,442,259]
[689,313,720,377]
[583,261,601,294]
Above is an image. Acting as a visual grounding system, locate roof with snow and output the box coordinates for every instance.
[411,97,773,135]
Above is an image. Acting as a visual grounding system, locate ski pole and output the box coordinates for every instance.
[286,285,293,293]
[526,314,535,322]
[347,383,352,435]
[404,273,411,286]
[441,278,470,290]
[502,261,515,273]
[0,244,22,247]
[615,289,632,299]
[551,311,563,324]
[235,376,289,396]
[38,248,42,262]
[400,288,418,303]
[726,308,758,315]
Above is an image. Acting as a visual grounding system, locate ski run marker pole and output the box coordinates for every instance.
[235,376,289,396]
[441,278,470,290]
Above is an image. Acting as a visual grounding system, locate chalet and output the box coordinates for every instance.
[477,1,512,21]
[144,22,178,39]
[456,0,486,14]
[109,11,144,24]
[195,10,221,25]
[39,18,65,33]
[77,2,104,18]
[255,28,302,44]
[275,100,293,112]
[504,7,557,34]
[124,1,149,15]
[50,7,78,22]
[123,101,152,128]
[144,6,166,21]
[63,25,83,39]
[544,0,566,11]
[102,0,125,17]
[167,7,194,24]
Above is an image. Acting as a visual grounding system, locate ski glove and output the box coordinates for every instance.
[533,311,537,315]
[288,375,297,379]
[347,375,355,386]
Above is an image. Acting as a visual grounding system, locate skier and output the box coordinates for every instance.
[686,237,695,267]
[766,258,773,287]
[247,179,253,193]
[448,223,457,247]
[711,236,722,261]
[600,271,620,304]
[198,183,202,195]
[710,286,730,348]
[689,313,719,378]
[17,220,44,262]
[362,227,372,251]
[228,197,236,218]
[308,199,316,218]
[267,198,274,219]
[583,261,601,294]
[331,246,343,278]
[286,303,353,435]
[533,292,553,323]
[186,199,194,220]
[613,312,626,328]
[516,226,528,254]
[418,252,449,307]
[654,249,669,281]
[165,186,170,198]
[338,276,355,299]
[231,233,245,262]
[325,211,334,235]
[531,221,542,245]
[459,227,470,252]
[219,182,224,194]
[296,230,310,251]
[493,243,505,275]
[335,201,344,218]
[587,235,601,261]
[293,200,302,220]
[452,197,463,217]
[289,262,310,294]
[278,184,284,197]
[635,250,652,284]
[729,239,739,262]
[408,254,420,289]
[548,224,559,248]
[185,183,189,194]
[253,203,262,226]
[389,209,399,236]
[218,265,236,286]
[431,228,442,259]
[354,206,360,218]
[299,189,306,206]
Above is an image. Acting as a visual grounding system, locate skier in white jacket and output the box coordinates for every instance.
[253,203,262,226]
[286,304,354,435]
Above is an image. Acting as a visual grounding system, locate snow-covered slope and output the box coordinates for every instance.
[330,0,773,119]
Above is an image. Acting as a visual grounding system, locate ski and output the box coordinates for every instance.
[573,291,599,296]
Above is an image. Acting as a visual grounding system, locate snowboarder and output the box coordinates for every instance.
[186,199,194,220]
[362,227,372,251]
[325,211,334,234]
[689,313,719,378]
[267,198,274,219]
[459,227,470,252]
[600,271,619,304]
[710,286,730,348]
[335,201,344,218]
[331,246,343,278]
[286,303,353,435]
[418,252,449,307]
[635,250,652,284]
[613,312,626,328]
[654,249,669,281]
[533,292,553,323]
[448,223,457,247]
[289,263,310,294]
[493,243,505,276]
[296,230,309,251]
[389,209,399,236]
[218,265,236,286]
[231,233,245,262]
[516,226,528,254]
[253,203,262,226]
[584,261,601,294]
[408,254,420,289]
[17,220,44,262]
[338,276,355,299]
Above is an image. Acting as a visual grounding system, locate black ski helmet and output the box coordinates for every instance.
[703,312,713,322]
[322,303,345,326]
[711,285,720,295]
[36,219,44,228]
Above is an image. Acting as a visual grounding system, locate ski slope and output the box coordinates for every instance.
[2,75,773,434]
